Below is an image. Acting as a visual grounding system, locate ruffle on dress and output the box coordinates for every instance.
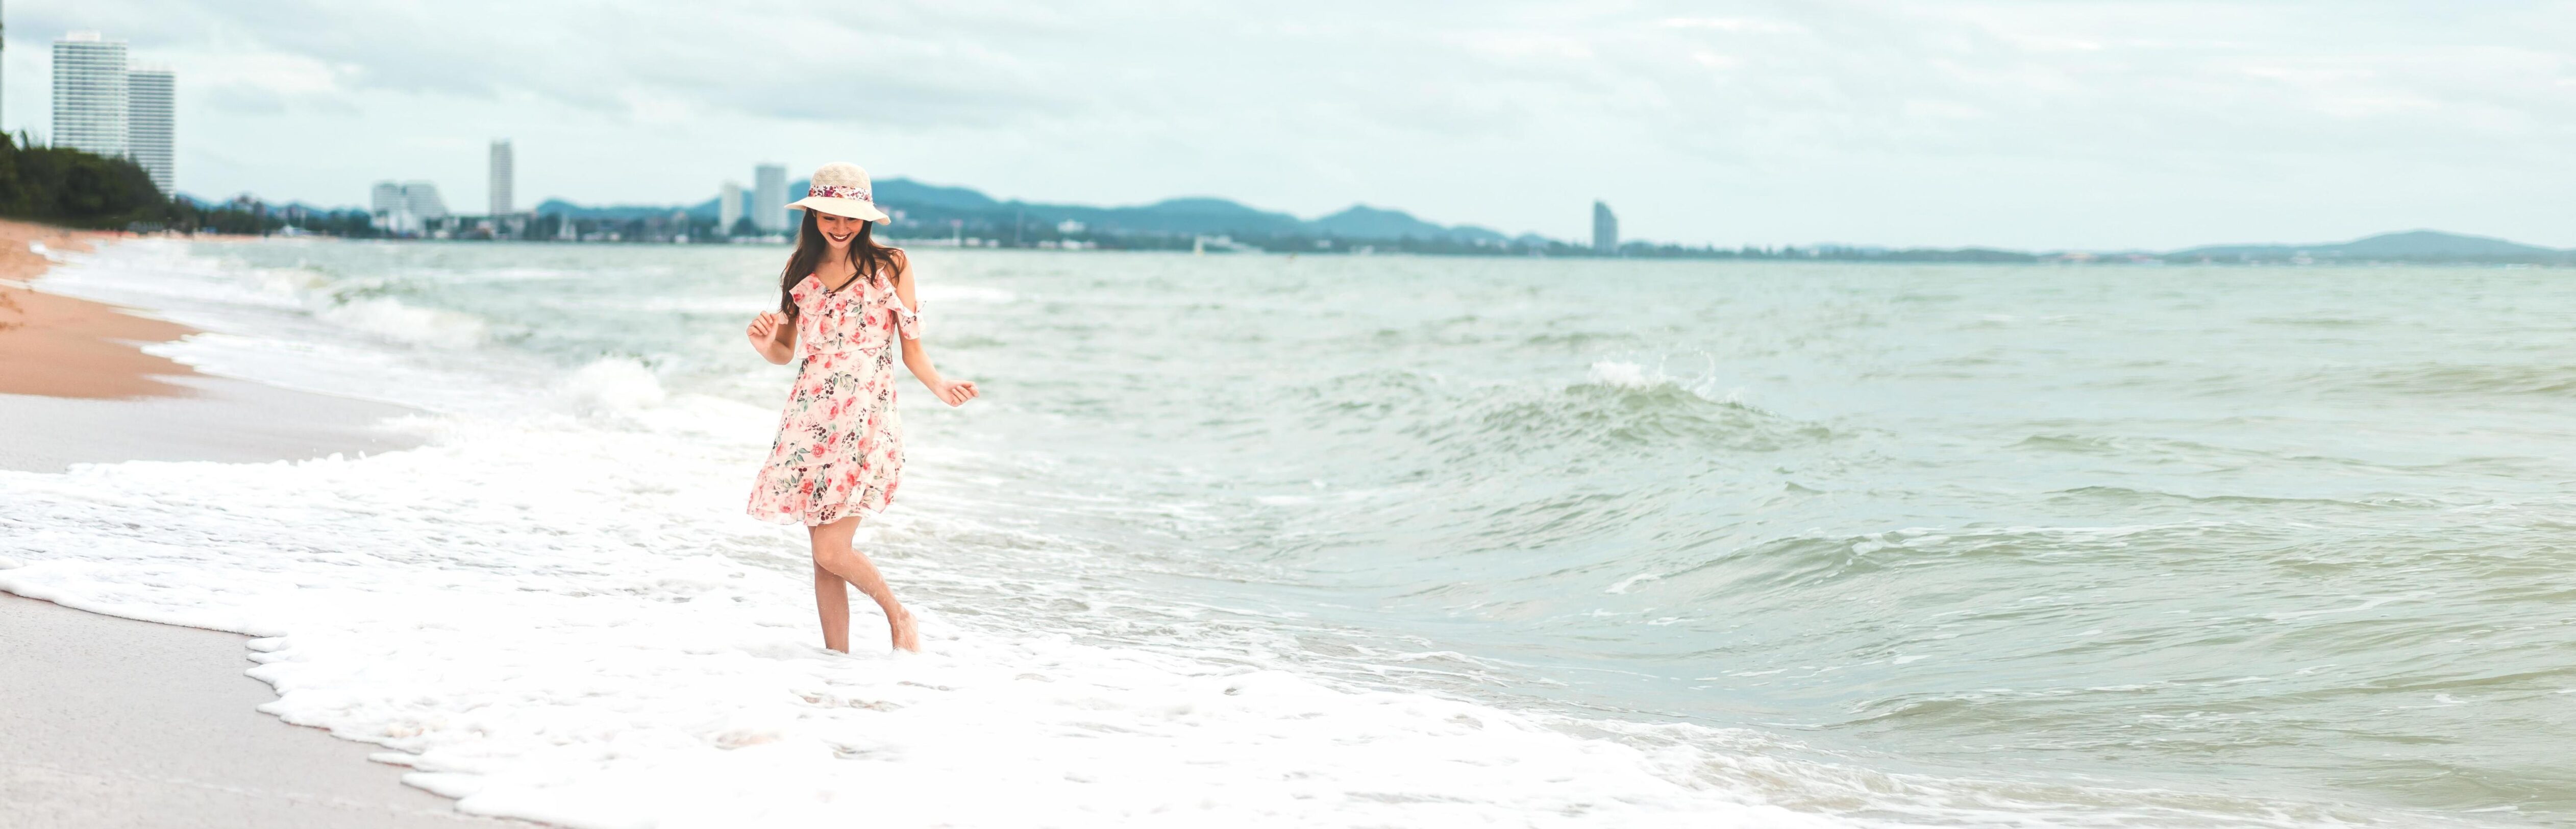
[889,300,922,340]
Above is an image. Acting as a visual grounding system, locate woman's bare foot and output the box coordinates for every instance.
[888,608,920,652]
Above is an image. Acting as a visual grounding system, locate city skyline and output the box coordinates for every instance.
[6,3,2574,250]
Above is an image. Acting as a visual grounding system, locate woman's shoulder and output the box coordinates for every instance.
[879,246,913,282]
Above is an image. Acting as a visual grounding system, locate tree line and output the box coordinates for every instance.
[0,134,308,234]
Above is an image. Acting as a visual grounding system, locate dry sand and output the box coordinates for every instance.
[0,228,521,826]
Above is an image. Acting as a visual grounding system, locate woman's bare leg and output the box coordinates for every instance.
[811,560,851,652]
[807,517,919,652]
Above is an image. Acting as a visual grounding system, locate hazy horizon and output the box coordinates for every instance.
[12,1,2574,250]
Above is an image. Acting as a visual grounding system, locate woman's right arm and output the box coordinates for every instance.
[746,311,796,364]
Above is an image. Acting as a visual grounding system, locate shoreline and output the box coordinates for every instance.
[0,224,424,472]
[0,223,206,398]
[0,230,504,825]
[0,594,529,828]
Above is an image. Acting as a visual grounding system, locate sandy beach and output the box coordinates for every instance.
[0,221,419,471]
[0,227,504,827]
[0,225,196,399]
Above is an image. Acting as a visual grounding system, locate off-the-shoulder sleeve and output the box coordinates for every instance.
[788,276,822,313]
[889,300,922,340]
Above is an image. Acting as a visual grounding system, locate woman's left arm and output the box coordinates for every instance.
[895,254,979,407]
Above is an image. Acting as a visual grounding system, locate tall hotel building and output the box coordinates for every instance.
[52,32,178,194]
[489,139,514,216]
[1591,200,1619,255]
[719,181,745,234]
[753,163,788,233]
[126,65,176,193]
[52,32,129,159]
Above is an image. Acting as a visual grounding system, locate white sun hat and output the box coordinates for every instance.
[785,162,890,222]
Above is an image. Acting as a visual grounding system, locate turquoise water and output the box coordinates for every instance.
[196,242,2576,823]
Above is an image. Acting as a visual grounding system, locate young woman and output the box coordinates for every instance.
[746,162,977,653]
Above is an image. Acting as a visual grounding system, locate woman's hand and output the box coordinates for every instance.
[747,311,792,364]
[928,378,978,407]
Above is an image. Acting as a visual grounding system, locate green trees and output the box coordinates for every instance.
[0,133,166,228]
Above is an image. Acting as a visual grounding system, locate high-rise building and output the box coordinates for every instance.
[369,181,449,234]
[753,163,787,233]
[371,181,412,234]
[1592,200,1619,255]
[488,139,514,217]
[125,64,175,193]
[53,32,129,159]
[371,182,405,217]
[405,181,449,220]
[719,181,744,235]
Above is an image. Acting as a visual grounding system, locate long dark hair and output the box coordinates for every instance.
[778,210,903,321]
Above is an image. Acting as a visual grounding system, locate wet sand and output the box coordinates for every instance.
[0,594,527,828]
[0,223,200,399]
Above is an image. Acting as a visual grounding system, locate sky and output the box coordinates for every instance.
[10,1,2574,250]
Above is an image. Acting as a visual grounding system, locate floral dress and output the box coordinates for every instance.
[747,270,923,526]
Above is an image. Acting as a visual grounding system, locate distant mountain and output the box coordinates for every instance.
[2169,230,2570,263]
[540,178,1518,243]
[1044,196,1309,236]
[535,198,704,221]
[1312,205,1509,243]
[878,178,1000,212]
[533,182,2571,264]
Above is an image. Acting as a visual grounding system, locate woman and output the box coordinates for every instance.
[745,162,977,653]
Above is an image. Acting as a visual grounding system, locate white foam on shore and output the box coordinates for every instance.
[0,401,1853,828]
[0,240,2405,828]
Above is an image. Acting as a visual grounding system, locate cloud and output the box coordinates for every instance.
[1655,17,1807,34]
[14,0,2576,249]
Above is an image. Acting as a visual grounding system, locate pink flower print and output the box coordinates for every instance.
[749,267,913,526]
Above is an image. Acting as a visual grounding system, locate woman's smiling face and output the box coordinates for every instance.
[816,212,865,250]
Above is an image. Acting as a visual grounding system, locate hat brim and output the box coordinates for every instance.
[787,196,889,223]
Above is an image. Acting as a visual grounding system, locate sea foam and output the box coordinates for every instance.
[0,400,1844,828]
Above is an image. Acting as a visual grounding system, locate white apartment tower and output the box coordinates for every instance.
[370,181,449,234]
[126,64,175,193]
[50,32,179,194]
[719,181,744,234]
[488,139,514,216]
[52,32,129,159]
[753,163,788,233]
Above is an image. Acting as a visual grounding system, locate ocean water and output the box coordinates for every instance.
[6,238,2574,827]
